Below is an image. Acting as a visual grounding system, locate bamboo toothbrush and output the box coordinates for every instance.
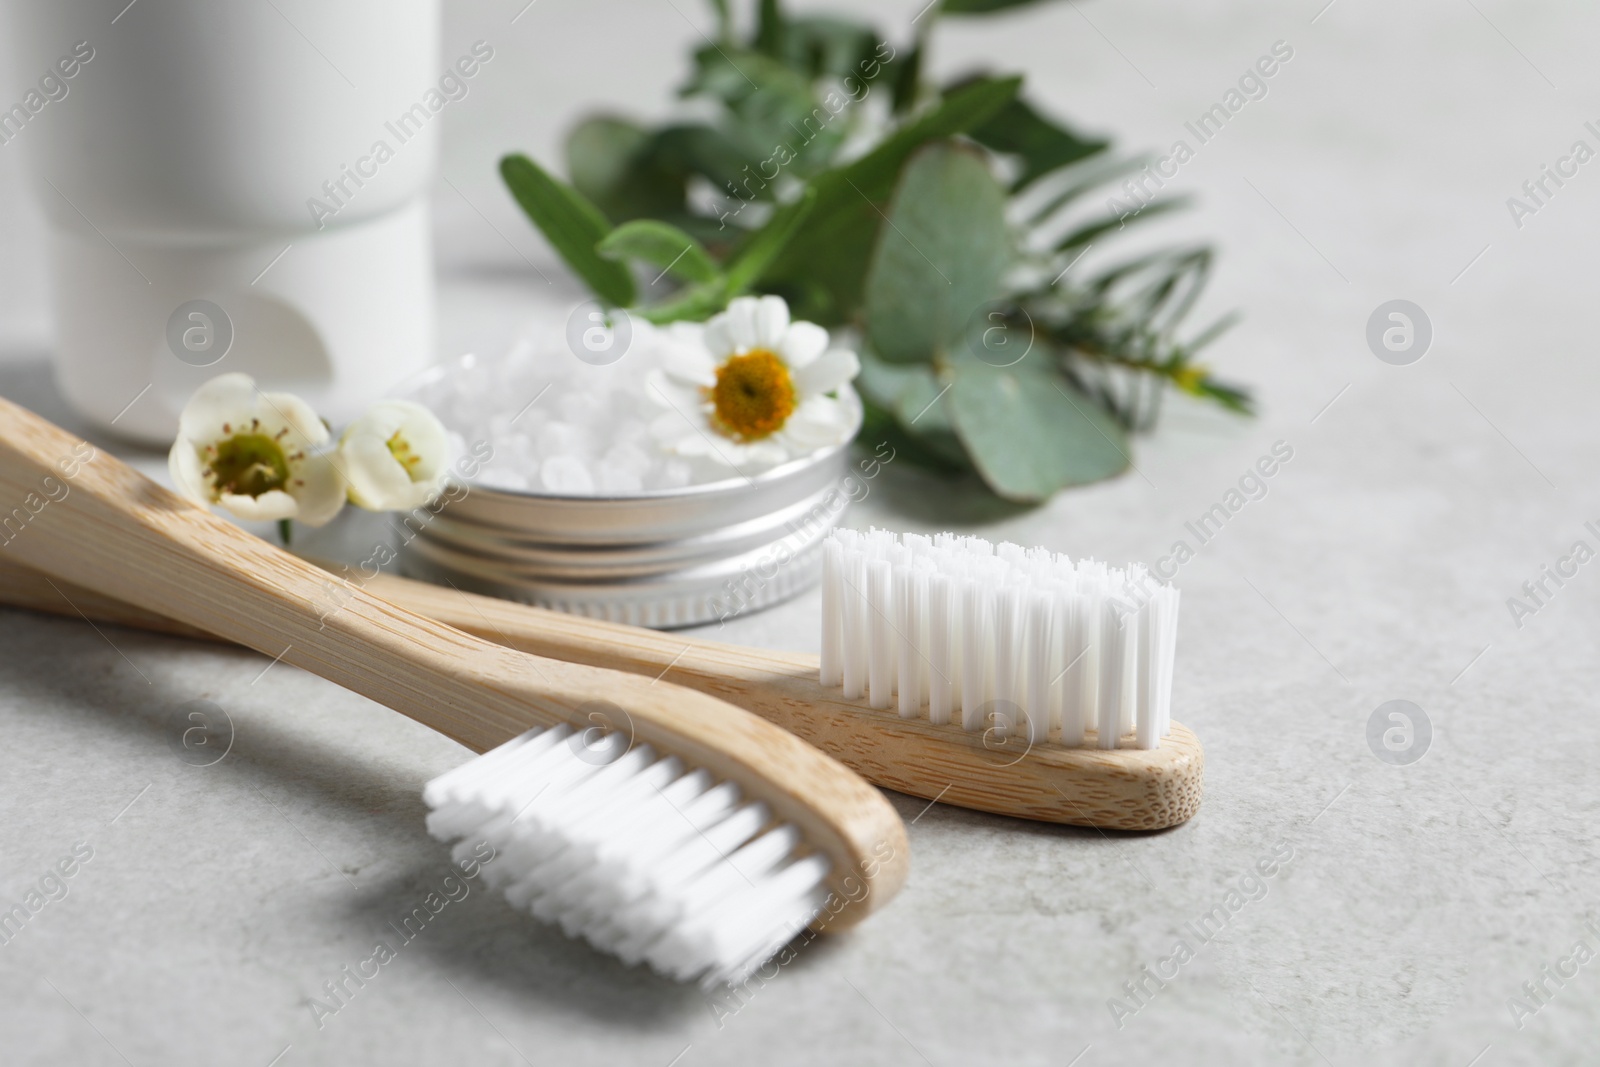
[0,504,1203,836]
[0,396,907,986]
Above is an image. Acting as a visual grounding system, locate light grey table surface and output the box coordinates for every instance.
[3,1,1599,1064]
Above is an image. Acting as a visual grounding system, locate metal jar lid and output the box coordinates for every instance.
[398,441,853,629]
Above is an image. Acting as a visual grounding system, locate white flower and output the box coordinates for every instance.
[645,295,861,470]
[167,372,345,526]
[338,399,451,510]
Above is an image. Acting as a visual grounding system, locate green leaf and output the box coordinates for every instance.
[635,284,729,325]
[887,39,923,115]
[967,95,1108,189]
[722,187,817,295]
[940,0,1056,14]
[863,141,1012,364]
[760,76,1022,322]
[834,75,1021,199]
[500,153,636,307]
[565,117,686,223]
[855,352,973,472]
[1053,196,1190,253]
[782,16,882,79]
[859,393,974,475]
[598,220,719,284]
[755,0,785,56]
[648,124,753,199]
[1020,154,1152,227]
[944,352,1130,501]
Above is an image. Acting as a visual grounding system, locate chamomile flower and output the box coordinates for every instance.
[645,296,861,470]
[167,372,344,526]
[338,399,451,510]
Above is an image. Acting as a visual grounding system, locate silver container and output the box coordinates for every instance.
[399,443,854,629]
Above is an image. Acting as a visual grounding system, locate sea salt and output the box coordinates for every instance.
[540,455,595,494]
[410,319,797,497]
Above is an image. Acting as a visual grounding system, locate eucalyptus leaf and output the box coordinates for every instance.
[500,153,635,307]
[759,76,1022,322]
[599,220,720,284]
[944,352,1129,501]
[863,141,1013,364]
[566,117,685,223]
[855,353,972,472]
[648,123,753,197]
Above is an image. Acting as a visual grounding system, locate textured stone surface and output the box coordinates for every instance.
[3,0,1598,1063]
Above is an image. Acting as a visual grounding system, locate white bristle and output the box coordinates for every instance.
[1096,600,1123,749]
[959,580,988,731]
[927,573,955,725]
[895,566,921,719]
[841,554,868,700]
[1023,592,1052,745]
[820,539,843,688]
[818,528,1180,749]
[867,559,894,710]
[425,726,830,988]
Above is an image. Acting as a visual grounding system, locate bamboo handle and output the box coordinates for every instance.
[0,533,1203,831]
[0,396,907,923]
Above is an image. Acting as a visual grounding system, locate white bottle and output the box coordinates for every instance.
[1,0,441,444]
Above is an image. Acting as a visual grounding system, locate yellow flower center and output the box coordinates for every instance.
[709,348,796,442]
[386,430,426,482]
[208,432,290,498]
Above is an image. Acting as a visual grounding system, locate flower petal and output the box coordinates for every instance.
[780,321,829,369]
[167,439,212,505]
[339,431,414,511]
[660,344,716,388]
[792,348,860,396]
[644,369,704,412]
[377,400,449,482]
[702,312,736,360]
[217,489,299,522]
[734,439,790,471]
[780,395,857,450]
[722,297,760,352]
[290,452,348,526]
[176,372,258,444]
[262,390,330,447]
[337,399,448,511]
[752,295,790,348]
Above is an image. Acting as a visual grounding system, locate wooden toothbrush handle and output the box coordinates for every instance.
[0,397,908,921]
[359,574,1206,832]
[0,543,1203,831]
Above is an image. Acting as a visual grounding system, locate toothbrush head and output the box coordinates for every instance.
[423,723,880,987]
[821,528,1180,751]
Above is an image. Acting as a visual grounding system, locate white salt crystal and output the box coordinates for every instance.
[596,463,644,494]
[416,320,839,497]
[541,455,595,494]
[476,468,528,492]
[612,419,649,446]
[603,442,652,478]
[536,421,590,459]
[558,390,604,426]
[649,459,693,490]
